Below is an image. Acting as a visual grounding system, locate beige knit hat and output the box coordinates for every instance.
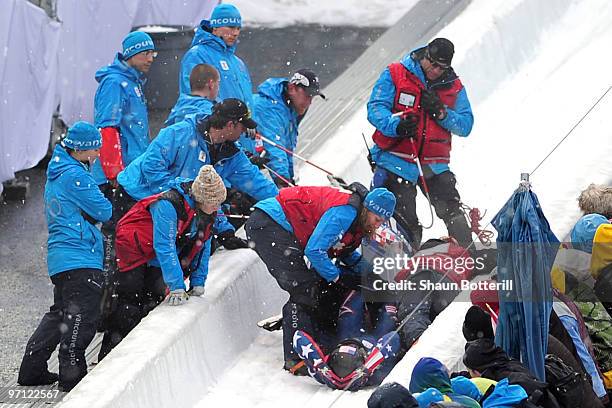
[191,165,227,207]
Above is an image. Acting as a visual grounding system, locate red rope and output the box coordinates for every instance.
[462,204,494,246]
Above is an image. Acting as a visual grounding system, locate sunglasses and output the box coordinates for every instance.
[425,50,449,70]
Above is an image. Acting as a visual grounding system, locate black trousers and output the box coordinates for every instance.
[18,269,103,391]
[99,184,138,331]
[98,265,166,361]
[245,209,345,362]
[381,167,472,250]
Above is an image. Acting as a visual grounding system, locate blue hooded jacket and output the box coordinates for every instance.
[165,94,215,126]
[45,145,112,276]
[368,48,474,184]
[117,113,278,232]
[147,178,211,291]
[179,20,253,107]
[409,358,481,408]
[248,78,299,179]
[92,54,150,185]
[117,113,277,201]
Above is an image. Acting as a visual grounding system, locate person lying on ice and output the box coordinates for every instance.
[292,290,401,391]
[98,165,227,360]
[245,182,396,374]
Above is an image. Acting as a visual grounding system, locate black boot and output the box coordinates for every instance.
[18,370,59,386]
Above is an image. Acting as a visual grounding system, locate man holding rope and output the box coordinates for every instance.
[367,38,474,251]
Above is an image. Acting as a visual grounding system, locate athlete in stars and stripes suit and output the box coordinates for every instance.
[292,290,401,390]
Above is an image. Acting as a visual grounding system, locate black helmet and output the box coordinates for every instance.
[327,339,368,378]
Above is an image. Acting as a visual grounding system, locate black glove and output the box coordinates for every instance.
[274,176,295,189]
[336,273,362,291]
[420,89,445,119]
[248,154,270,170]
[395,114,419,138]
[216,230,249,250]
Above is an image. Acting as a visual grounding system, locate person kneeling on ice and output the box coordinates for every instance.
[292,290,401,390]
[98,165,226,359]
[245,183,396,374]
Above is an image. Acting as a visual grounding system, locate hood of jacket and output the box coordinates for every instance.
[47,145,89,181]
[482,378,528,408]
[257,77,289,104]
[191,19,237,54]
[463,338,510,373]
[409,357,453,394]
[95,54,145,85]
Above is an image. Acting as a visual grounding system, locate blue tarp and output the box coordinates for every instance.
[492,184,559,381]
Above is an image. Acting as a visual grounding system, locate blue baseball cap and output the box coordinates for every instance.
[122,31,155,60]
[62,121,102,150]
[364,188,396,220]
[210,4,242,28]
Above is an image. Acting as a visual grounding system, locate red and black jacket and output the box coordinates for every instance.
[115,185,213,273]
[372,60,463,164]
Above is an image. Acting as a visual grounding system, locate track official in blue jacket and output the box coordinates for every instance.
[92,31,156,188]
[118,98,277,202]
[18,122,112,392]
[179,5,252,108]
[116,98,278,248]
[249,69,325,187]
[165,63,220,126]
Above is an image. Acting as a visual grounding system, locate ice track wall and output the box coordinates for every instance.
[58,249,287,408]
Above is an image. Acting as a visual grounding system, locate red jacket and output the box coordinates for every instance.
[372,62,463,164]
[115,189,212,272]
[276,186,365,258]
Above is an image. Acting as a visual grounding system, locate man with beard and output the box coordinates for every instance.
[245,183,396,374]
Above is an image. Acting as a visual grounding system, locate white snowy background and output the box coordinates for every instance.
[232,0,419,27]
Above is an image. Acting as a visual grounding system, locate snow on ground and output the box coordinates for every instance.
[230,0,419,28]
